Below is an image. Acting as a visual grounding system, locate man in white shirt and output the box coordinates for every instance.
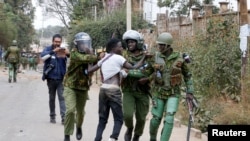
[88,38,148,141]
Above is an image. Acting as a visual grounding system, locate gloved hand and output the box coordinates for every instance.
[186,93,193,100]
[186,93,194,112]
[186,93,199,108]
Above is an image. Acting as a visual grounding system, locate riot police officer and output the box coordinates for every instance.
[122,30,154,141]
[4,40,20,83]
[63,32,98,141]
[149,32,194,141]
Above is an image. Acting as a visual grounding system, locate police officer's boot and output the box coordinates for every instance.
[76,127,82,140]
[14,78,16,82]
[8,78,11,83]
[64,135,70,141]
[124,128,133,141]
[132,135,140,141]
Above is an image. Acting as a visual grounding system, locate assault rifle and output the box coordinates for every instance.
[186,94,199,141]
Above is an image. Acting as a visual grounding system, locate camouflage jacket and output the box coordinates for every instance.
[20,57,29,64]
[63,48,97,91]
[151,51,194,99]
[4,46,20,63]
[121,50,154,94]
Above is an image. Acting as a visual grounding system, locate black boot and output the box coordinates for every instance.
[132,135,140,141]
[124,128,133,141]
[64,135,70,141]
[61,116,65,125]
[76,127,82,140]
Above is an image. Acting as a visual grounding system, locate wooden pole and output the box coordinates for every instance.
[240,0,248,78]
[239,0,248,97]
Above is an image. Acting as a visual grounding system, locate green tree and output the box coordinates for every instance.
[37,0,104,28]
[157,0,219,17]
[67,7,148,49]
[0,2,17,49]
[38,0,72,28]
[174,15,241,132]
[0,19,17,49]
[1,0,35,51]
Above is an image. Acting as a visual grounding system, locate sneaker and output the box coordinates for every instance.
[108,138,117,141]
[50,119,56,123]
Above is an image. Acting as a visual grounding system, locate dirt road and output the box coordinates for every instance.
[0,66,207,141]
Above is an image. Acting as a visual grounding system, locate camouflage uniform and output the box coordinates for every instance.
[149,51,194,141]
[20,56,29,70]
[121,31,154,141]
[33,55,39,71]
[28,56,35,70]
[4,41,20,83]
[63,48,97,136]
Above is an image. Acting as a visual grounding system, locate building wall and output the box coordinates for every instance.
[143,0,167,24]
[139,2,250,49]
[153,3,248,40]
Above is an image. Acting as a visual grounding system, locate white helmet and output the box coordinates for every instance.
[122,30,144,50]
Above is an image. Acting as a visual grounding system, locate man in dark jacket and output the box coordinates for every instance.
[40,34,69,124]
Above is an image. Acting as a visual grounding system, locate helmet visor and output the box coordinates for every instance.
[76,40,92,53]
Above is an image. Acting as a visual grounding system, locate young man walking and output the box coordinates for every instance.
[88,38,149,141]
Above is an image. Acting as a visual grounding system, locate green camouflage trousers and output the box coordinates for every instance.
[150,96,179,141]
[63,87,89,135]
[122,90,150,136]
[8,63,18,81]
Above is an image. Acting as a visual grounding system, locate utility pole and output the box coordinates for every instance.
[94,5,97,21]
[239,0,249,96]
[239,0,248,77]
[40,5,46,49]
[126,0,131,30]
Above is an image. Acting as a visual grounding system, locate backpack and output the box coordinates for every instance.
[7,47,19,63]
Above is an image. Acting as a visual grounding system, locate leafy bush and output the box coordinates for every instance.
[175,15,242,132]
[67,7,148,50]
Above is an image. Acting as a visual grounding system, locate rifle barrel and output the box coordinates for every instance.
[186,114,193,141]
